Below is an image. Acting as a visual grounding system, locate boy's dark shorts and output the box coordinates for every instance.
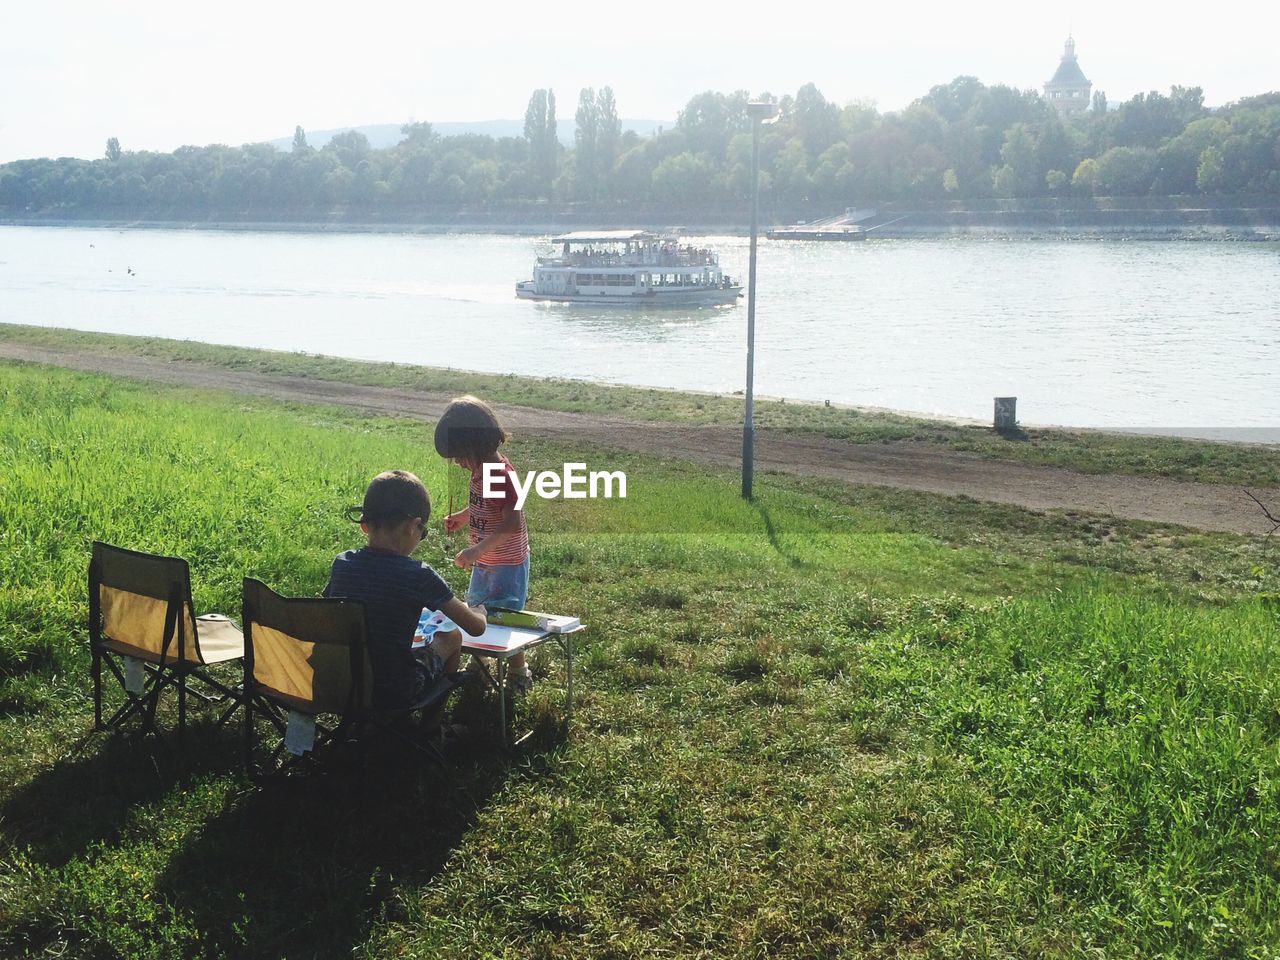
[408,649,446,703]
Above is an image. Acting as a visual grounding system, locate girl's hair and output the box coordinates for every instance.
[433,395,507,465]
[346,469,431,528]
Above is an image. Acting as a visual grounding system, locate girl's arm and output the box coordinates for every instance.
[443,506,469,533]
[455,501,522,567]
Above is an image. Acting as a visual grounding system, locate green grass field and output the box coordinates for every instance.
[1,359,1278,959]
[5,321,1279,487]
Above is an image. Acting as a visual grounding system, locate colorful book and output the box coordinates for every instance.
[485,607,581,633]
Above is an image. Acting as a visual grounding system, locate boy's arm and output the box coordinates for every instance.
[440,596,487,636]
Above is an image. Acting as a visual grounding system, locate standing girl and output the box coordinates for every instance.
[434,395,534,692]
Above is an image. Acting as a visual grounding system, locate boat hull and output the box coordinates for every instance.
[515,285,742,307]
[765,229,865,241]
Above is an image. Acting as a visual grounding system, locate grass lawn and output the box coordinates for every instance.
[0,359,1278,959]
[4,321,1279,488]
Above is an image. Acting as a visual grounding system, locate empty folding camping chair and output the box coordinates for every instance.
[88,541,245,741]
[241,578,470,778]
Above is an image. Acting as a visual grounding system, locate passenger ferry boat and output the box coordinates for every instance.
[515,230,742,306]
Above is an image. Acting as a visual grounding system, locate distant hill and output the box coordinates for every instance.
[268,119,669,151]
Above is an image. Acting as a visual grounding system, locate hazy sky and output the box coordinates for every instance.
[3,0,1277,162]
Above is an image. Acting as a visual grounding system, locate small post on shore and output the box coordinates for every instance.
[994,396,1018,432]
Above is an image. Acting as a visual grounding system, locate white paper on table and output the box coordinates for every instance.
[463,624,545,653]
[123,656,145,694]
[285,711,316,755]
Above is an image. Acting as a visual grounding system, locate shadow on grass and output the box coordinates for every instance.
[3,707,559,959]
[756,503,807,568]
[0,718,243,869]
[157,738,515,959]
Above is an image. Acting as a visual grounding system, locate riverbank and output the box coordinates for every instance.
[1,359,1277,958]
[5,195,1279,240]
[3,324,1278,533]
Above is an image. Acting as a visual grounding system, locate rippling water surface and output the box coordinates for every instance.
[2,225,1277,429]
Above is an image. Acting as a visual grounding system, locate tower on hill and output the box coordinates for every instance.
[1044,36,1092,114]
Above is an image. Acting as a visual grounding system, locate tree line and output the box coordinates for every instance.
[2,78,1277,217]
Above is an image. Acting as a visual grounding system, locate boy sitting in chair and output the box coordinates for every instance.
[325,470,487,717]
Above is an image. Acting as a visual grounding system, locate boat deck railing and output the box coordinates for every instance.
[537,252,719,269]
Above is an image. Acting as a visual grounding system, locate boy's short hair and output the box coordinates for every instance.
[433,395,507,464]
[354,470,431,528]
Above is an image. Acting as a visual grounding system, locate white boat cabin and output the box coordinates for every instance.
[516,230,740,305]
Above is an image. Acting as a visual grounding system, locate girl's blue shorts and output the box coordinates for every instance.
[466,557,530,611]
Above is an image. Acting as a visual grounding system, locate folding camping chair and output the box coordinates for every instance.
[241,578,470,777]
[88,541,244,742]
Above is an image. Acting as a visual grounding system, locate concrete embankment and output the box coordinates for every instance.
[860,200,1280,240]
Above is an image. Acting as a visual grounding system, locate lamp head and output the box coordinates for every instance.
[746,101,780,123]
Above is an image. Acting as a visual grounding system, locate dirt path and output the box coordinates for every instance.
[3,340,1276,536]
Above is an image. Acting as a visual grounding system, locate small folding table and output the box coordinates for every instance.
[460,622,582,746]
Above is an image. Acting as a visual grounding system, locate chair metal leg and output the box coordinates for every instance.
[374,714,450,771]
[417,733,450,771]
[106,695,146,729]
[177,668,187,746]
[140,669,165,739]
[91,648,103,730]
[214,692,240,728]
[244,688,255,774]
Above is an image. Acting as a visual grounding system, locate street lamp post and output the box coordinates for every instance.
[742,100,778,500]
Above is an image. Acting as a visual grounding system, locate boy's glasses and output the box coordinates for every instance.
[344,506,427,537]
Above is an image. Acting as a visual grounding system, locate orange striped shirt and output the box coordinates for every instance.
[468,456,530,566]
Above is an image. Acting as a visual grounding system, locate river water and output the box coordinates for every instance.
[1,224,1277,432]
